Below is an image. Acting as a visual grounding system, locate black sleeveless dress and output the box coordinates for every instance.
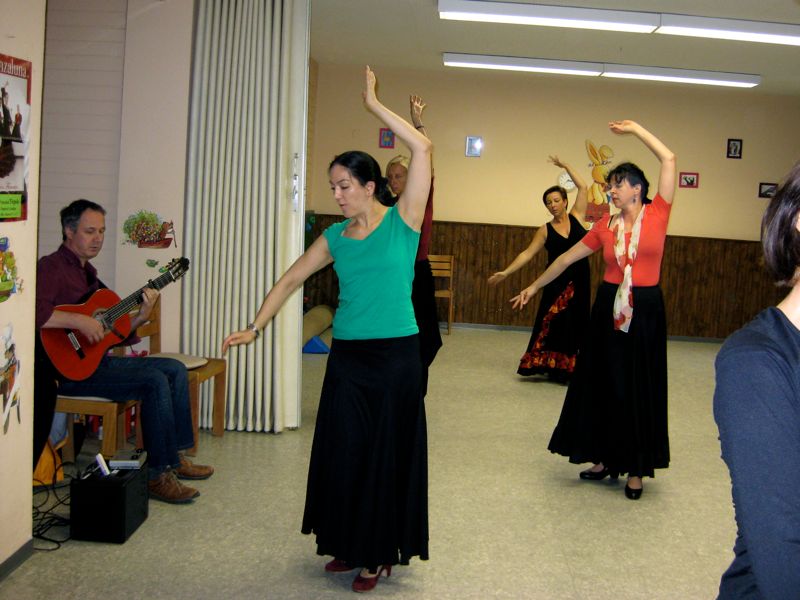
[517,214,590,383]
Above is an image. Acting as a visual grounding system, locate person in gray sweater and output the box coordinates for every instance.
[714,160,800,599]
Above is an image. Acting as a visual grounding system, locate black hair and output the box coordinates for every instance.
[329,151,394,206]
[606,162,651,204]
[542,185,568,206]
[60,199,106,241]
[762,161,800,286]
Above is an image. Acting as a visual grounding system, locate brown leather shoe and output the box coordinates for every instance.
[175,455,214,480]
[148,471,199,504]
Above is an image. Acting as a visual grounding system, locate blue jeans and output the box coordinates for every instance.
[58,356,193,477]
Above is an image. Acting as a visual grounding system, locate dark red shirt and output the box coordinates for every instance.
[36,244,104,330]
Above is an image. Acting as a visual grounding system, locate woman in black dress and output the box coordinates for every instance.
[489,156,590,383]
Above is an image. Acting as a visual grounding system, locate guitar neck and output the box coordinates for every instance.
[103,270,178,324]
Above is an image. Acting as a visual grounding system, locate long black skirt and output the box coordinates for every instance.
[547,282,670,478]
[301,335,429,568]
[412,258,443,396]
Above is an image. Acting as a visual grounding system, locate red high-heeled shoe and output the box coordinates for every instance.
[352,565,391,593]
[325,558,354,573]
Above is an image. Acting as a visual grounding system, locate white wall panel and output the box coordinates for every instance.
[38,0,128,285]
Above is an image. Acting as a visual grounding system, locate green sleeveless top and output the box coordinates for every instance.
[323,205,420,340]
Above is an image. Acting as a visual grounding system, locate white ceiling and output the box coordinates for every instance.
[310,0,800,96]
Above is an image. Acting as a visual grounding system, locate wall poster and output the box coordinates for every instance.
[0,53,31,222]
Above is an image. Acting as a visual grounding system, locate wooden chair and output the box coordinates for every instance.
[56,297,226,458]
[130,296,227,456]
[55,395,140,460]
[428,254,455,335]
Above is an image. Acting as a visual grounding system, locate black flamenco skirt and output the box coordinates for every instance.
[547,282,670,478]
[301,335,429,568]
[517,278,589,382]
[412,258,443,369]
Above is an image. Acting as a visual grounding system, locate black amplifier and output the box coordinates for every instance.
[70,463,149,543]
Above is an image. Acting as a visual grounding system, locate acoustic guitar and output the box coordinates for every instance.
[40,257,189,381]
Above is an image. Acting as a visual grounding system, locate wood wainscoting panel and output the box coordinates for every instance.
[305,214,782,339]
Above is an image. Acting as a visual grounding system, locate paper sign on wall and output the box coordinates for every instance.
[0,53,32,222]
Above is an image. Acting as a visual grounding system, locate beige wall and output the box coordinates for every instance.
[309,64,800,241]
[0,0,45,573]
[116,0,194,352]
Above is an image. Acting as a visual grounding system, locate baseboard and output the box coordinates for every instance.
[441,323,725,342]
[0,539,34,582]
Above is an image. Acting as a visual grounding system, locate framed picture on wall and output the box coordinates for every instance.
[727,138,742,159]
[465,136,483,157]
[679,172,699,188]
[758,182,778,198]
[379,128,395,149]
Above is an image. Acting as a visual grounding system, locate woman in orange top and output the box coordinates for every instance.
[512,120,676,500]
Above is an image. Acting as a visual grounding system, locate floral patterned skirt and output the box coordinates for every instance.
[517,277,590,382]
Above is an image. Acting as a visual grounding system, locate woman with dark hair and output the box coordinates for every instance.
[223,67,431,593]
[512,120,676,500]
[382,94,442,395]
[714,161,800,598]
[489,156,589,383]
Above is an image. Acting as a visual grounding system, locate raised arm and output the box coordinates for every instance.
[549,155,589,223]
[510,240,594,310]
[410,94,427,138]
[362,67,432,230]
[221,235,333,353]
[609,120,676,204]
[488,226,547,287]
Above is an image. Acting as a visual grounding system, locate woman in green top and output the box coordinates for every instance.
[222,66,432,593]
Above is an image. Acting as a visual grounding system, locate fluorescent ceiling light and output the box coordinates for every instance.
[439,0,659,33]
[443,53,602,76]
[657,14,800,46]
[443,53,761,88]
[439,1,800,46]
[601,63,761,88]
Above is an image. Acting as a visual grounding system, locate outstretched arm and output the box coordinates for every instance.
[363,67,432,230]
[609,120,676,204]
[488,226,546,286]
[510,241,593,310]
[221,235,333,353]
[549,155,589,223]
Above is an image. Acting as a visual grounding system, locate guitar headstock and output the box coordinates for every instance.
[165,257,190,281]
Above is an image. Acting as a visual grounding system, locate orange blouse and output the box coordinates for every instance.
[581,193,671,286]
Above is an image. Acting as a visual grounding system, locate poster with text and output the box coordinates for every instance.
[0,53,31,222]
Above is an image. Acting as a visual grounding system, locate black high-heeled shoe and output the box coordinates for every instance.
[579,466,619,481]
[624,483,643,500]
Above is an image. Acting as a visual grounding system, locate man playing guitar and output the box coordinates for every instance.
[35,199,213,503]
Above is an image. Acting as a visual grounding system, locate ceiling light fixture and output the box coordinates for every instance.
[443,53,602,76]
[438,0,659,33]
[439,1,800,47]
[443,53,761,88]
[656,14,800,46]
[601,63,761,88]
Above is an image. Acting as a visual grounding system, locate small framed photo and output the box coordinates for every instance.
[379,128,394,149]
[679,172,699,188]
[727,138,742,159]
[465,135,483,157]
[758,182,778,198]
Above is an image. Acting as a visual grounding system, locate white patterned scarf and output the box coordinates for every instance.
[611,204,646,333]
